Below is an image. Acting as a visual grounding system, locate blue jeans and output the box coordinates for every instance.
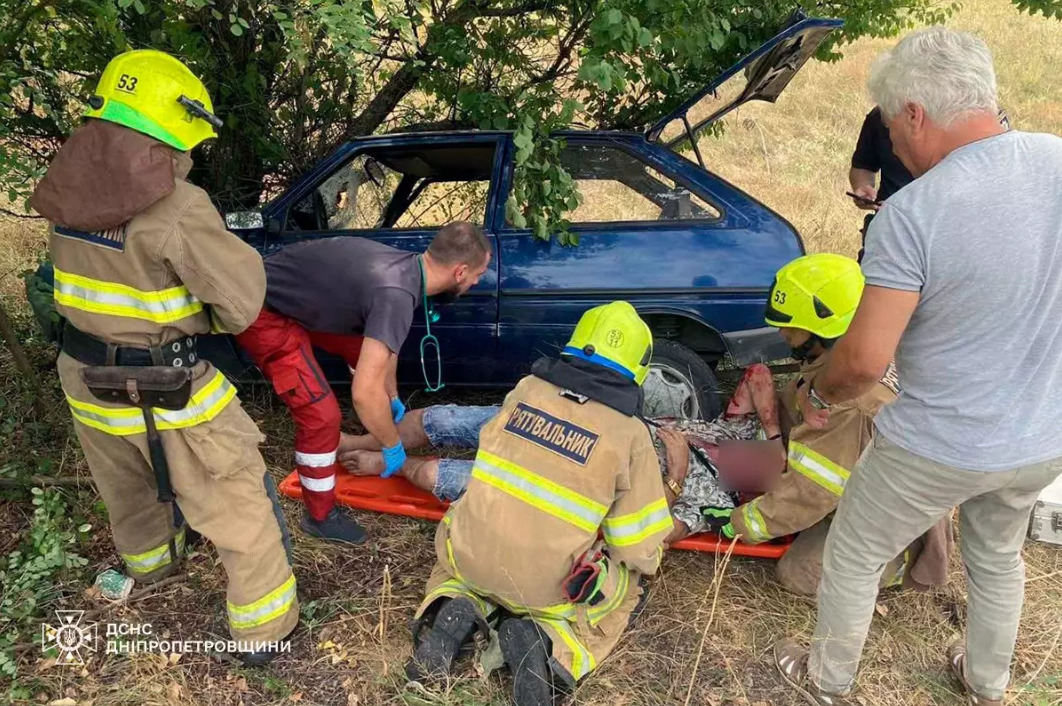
[422,405,499,501]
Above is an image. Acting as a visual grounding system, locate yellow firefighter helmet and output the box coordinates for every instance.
[765,253,865,340]
[85,49,221,151]
[564,301,653,385]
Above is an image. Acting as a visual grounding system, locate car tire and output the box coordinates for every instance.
[642,339,722,420]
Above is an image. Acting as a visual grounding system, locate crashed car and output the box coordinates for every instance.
[32,15,842,419]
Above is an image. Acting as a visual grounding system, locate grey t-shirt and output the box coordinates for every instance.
[264,237,421,353]
[863,130,1062,471]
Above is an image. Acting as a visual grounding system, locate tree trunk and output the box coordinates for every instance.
[0,297,47,418]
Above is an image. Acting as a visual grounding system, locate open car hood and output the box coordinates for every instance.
[646,13,843,149]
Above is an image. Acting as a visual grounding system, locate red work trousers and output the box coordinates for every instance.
[236,308,363,520]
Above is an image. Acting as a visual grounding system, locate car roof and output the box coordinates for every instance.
[349,128,647,141]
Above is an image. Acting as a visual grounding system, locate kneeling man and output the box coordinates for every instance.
[408,302,670,705]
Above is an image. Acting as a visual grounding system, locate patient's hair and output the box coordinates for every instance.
[428,221,490,266]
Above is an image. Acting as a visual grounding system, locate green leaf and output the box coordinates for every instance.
[133,0,145,13]
[78,524,92,533]
[118,0,134,8]
[231,23,244,36]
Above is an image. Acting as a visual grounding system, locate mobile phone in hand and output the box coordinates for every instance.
[846,190,882,207]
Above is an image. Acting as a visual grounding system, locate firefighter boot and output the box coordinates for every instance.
[499,617,556,706]
[299,506,367,545]
[406,598,478,682]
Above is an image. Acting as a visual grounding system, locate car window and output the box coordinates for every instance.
[286,155,402,232]
[558,143,721,224]
[394,180,490,228]
[284,143,497,233]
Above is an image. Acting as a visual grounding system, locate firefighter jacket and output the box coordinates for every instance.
[416,357,671,684]
[730,351,952,595]
[30,118,266,427]
[728,351,895,542]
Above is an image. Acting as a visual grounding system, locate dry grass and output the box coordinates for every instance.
[696,0,1062,258]
[4,1,1062,704]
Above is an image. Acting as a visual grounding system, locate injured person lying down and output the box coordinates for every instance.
[338,365,780,544]
[339,254,952,598]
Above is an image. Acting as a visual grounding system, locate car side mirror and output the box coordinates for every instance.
[225,211,265,230]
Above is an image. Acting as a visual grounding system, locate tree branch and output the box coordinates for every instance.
[0,208,44,220]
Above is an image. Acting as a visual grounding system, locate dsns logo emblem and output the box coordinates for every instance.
[605,329,625,349]
[41,611,97,665]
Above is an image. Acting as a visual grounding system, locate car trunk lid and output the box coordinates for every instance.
[646,13,843,162]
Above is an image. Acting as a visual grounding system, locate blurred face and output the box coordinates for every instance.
[779,326,812,349]
[449,251,491,296]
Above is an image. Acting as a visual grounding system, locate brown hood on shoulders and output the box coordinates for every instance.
[30,119,185,231]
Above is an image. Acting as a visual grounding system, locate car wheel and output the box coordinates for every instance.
[642,339,722,420]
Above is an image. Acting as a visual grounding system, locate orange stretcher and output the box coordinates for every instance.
[278,471,792,559]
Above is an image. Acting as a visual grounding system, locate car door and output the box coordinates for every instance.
[493,132,803,382]
[261,133,506,387]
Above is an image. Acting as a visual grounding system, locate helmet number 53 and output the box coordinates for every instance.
[773,290,786,304]
[117,74,138,92]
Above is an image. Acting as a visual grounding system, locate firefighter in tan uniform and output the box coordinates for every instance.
[706,254,952,596]
[29,50,298,664]
[406,302,670,706]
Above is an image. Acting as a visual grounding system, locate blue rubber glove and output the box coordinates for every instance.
[381,442,407,478]
[390,397,406,424]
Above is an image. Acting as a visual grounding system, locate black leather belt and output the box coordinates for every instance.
[61,322,199,368]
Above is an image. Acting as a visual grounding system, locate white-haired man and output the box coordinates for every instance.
[773,27,1062,706]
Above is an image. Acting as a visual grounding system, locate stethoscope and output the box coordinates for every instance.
[418,256,444,392]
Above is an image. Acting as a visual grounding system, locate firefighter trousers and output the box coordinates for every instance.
[63,358,299,642]
[415,561,645,688]
[236,308,363,521]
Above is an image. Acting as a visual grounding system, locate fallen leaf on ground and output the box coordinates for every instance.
[874,603,889,617]
[48,699,77,706]
[167,683,182,701]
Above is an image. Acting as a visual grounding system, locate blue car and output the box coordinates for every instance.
[209,15,842,419]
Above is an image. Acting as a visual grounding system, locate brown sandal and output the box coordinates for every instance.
[947,642,1004,706]
[773,640,855,706]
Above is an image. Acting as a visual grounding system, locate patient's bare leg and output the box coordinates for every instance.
[724,363,781,439]
[338,450,438,492]
[338,408,430,455]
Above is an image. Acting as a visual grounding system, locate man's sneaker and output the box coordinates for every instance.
[499,618,555,706]
[299,507,367,544]
[774,639,856,706]
[237,627,296,668]
[406,598,478,682]
[948,641,1004,706]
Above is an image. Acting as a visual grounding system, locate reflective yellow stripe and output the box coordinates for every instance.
[540,616,596,679]
[66,370,236,436]
[228,574,297,630]
[588,563,629,625]
[788,442,850,496]
[602,497,671,547]
[740,500,770,542]
[425,579,494,617]
[122,527,185,576]
[53,267,203,324]
[472,450,607,534]
[441,513,466,583]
